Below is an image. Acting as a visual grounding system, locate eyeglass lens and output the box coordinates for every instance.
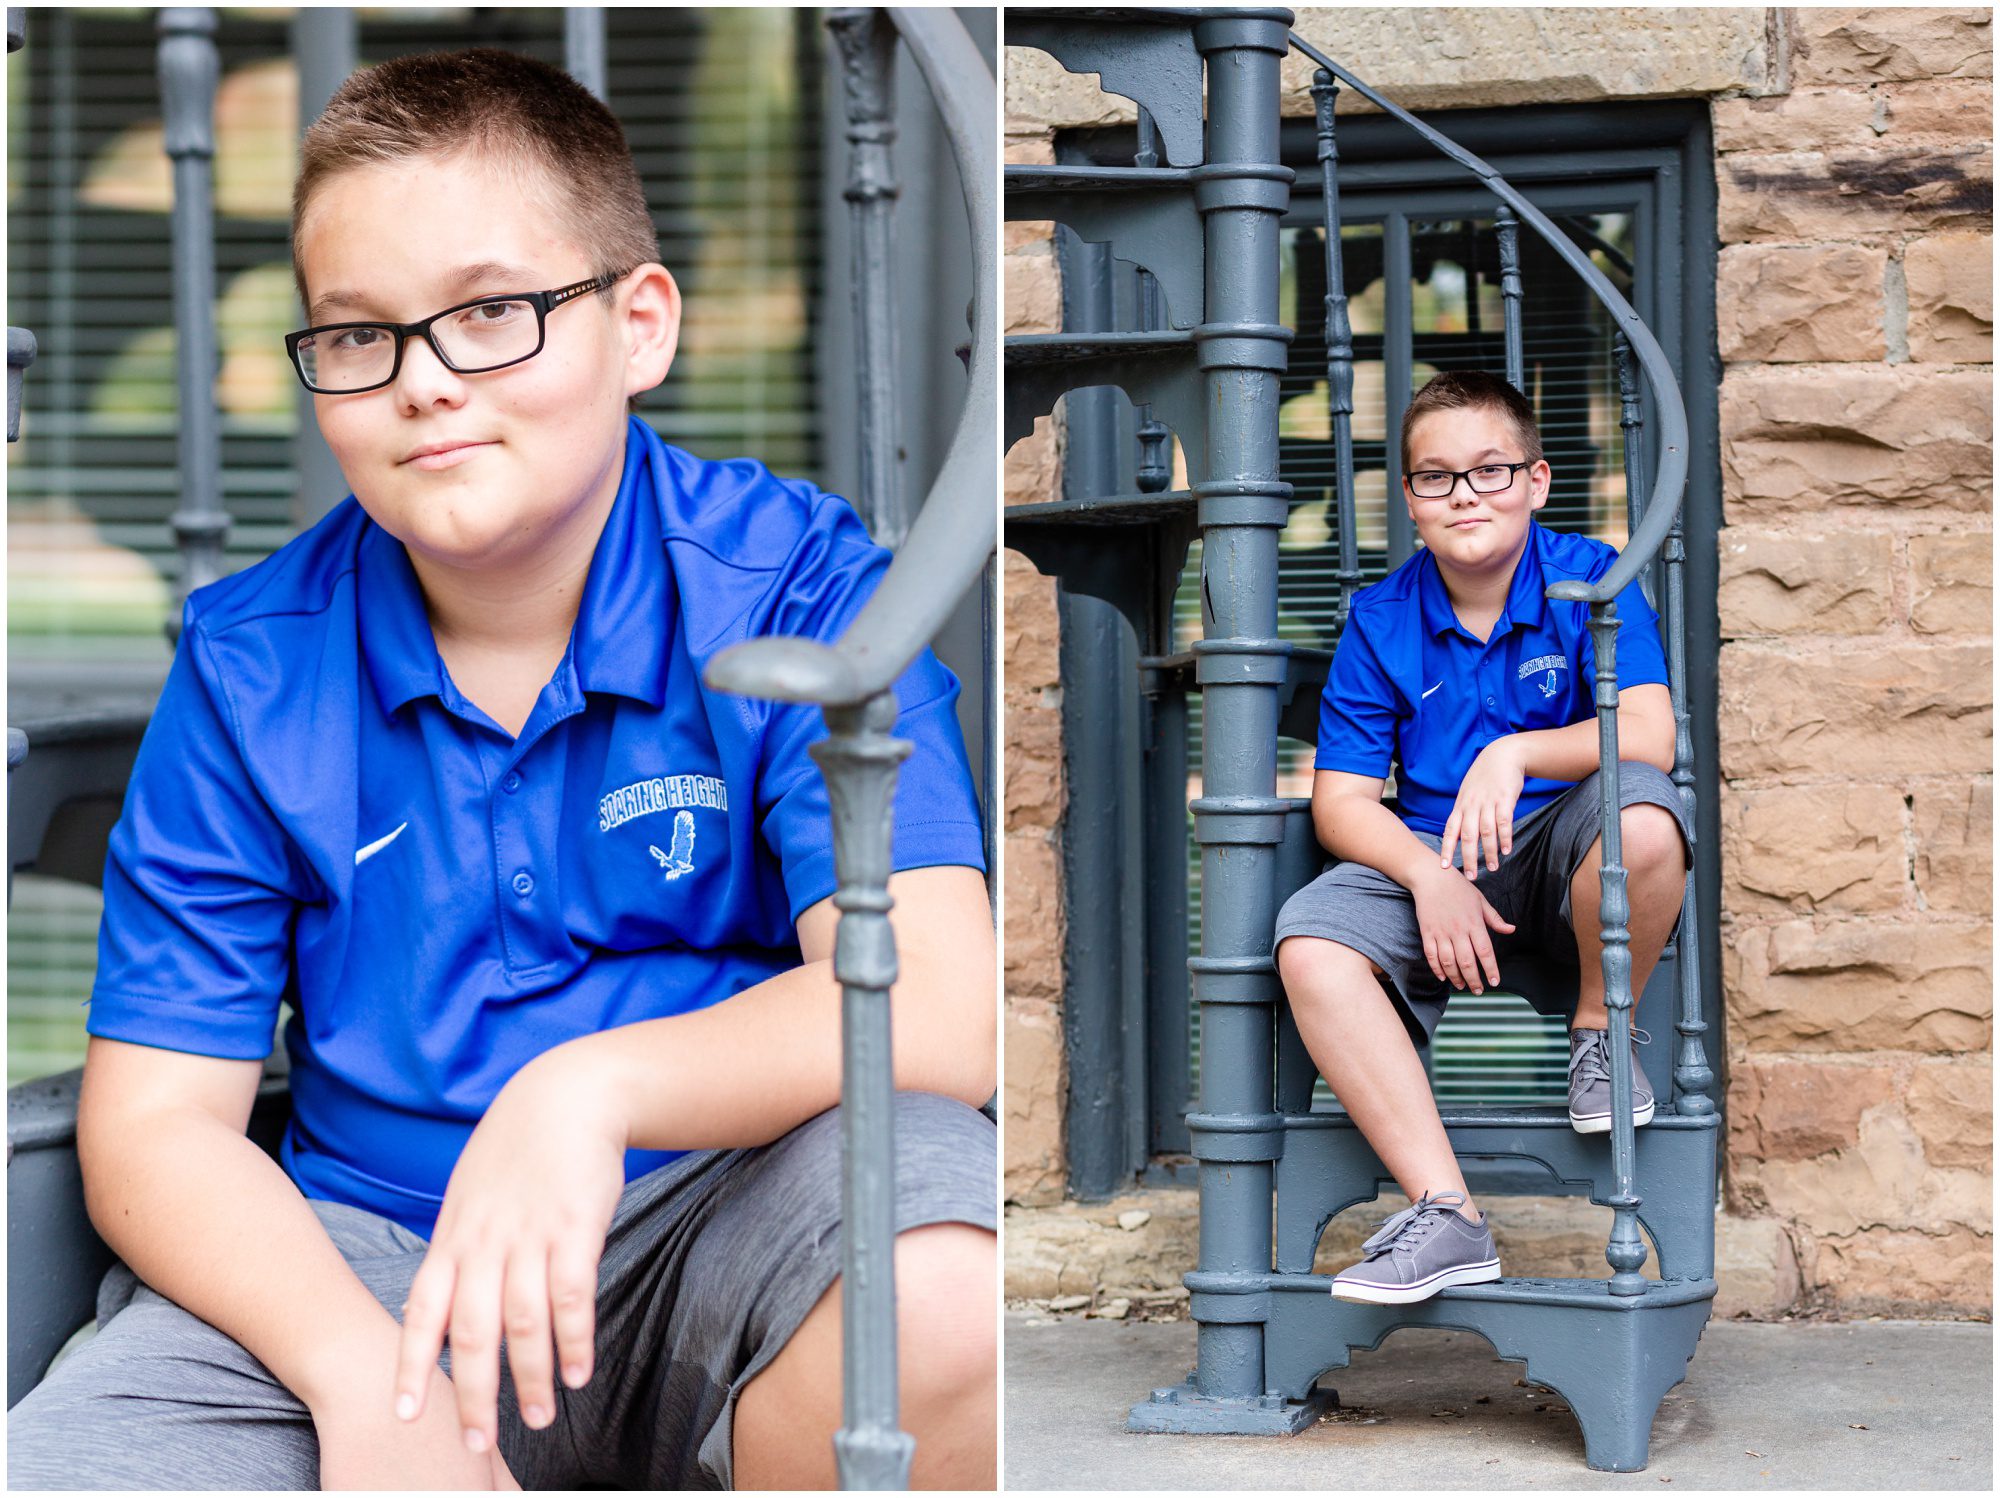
[1408,464,1518,498]
[295,300,540,391]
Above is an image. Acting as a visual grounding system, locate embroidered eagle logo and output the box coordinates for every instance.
[1538,668,1561,699]
[648,810,697,882]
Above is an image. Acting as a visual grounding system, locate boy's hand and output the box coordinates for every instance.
[1410,863,1516,995]
[313,1364,520,1490]
[394,1050,628,1456]
[1440,738,1527,880]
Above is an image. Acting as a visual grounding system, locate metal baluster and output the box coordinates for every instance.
[812,690,916,1490]
[9,6,30,907]
[1664,472,1713,1119]
[1494,200,1524,393]
[564,7,607,101]
[158,8,227,628]
[1311,69,1360,632]
[1133,108,1171,494]
[1587,603,1648,1297]
[291,8,354,531]
[830,8,907,549]
[1614,333,1645,540]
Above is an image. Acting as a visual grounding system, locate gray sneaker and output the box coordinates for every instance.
[1329,1191,1501,1304]
[1568,1025,1656,1133]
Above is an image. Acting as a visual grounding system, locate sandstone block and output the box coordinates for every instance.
[1717,244,1887,362]
[1006,219,1055,255]
[1006,251,1061,337]
[1004,996,1066,1206]
[1004,48,1135,135]
[1913,777,1992,914]
[1006,413,1061,507]
[1728,1056,1897,1161]
[1906,1057,1993,1170]
[1003,832,1063,1002]
[1717,639,1991,781]
[1730,1099,1990,1236]
[1724,915,1991,1053]
[1721,783,1908,914]
[1906,230,1995,362]
[1718,145,1992,242]
[1720,365,1991,515]
[1790,9,1995,85]
[1005,550,1062,689]
[1881,78,1994,141]
[1003,1190,1198,1301]
[1003,131,1055,167]
[1804,1224,1992,1316]
[1716,526,1894,636]
[1005,701,1064,832]
[1715,1214,1804,1318]
[1712,88,1877,153]
[1909,530,1994,636]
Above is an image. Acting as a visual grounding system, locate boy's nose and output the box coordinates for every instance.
[393,333,467,407]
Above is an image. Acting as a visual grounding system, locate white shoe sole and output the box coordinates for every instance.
[1330,1259,1502,1304]
[1569,1099,1656,1134]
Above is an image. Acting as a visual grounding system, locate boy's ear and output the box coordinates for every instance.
[1528,457,1552,511]
[621,263,681,400]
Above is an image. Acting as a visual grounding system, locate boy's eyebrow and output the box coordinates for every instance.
[307,261,544,325]
[1410,445,1512,467]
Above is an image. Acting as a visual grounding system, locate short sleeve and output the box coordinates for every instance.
[87,622,309,1060]
[744,501,986,923]
[1578,560,1671,694]
[1315,612,1402,777]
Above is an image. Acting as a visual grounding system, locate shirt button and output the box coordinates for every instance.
[503,772,522,794]
[512,870,535,898]
[1486,696,1496,707]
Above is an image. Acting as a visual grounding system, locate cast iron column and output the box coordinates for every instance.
[1183,10,1299,1419]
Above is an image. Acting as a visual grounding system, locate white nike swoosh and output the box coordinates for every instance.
[1422,681,1444,699]
[355,822,409,866]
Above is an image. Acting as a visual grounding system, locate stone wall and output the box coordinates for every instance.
[1711,7,1993,1318]
[1002,8,1993,1316]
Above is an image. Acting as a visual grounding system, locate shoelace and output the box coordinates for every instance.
[1568,1026,1652,1088]
[1361,1190,1471,1259]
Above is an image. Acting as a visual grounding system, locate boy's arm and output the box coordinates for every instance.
[78,1038,511,1489]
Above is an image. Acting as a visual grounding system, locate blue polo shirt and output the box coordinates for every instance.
[1316,521,1669,836]
[87,416,985,1238]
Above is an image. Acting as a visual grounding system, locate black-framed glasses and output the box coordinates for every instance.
[1404,460,1533,500]
[284,271,632,394]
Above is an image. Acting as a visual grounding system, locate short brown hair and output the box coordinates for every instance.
[1400,369,1543,472]
[291,48,659,309]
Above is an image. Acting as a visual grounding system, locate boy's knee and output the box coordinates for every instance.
[896,1223,996,1413]
[1620,803,1687,876]
[1276,935,1380,992]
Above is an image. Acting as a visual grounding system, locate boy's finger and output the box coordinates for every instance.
[1480,896,1517,934]
[1453,933,1482,994]
[501,1248,557,1431]
[1423,933,1444,983]
[1475,934,1501,988]
[1438,814,1461,868]
[548,1234,602,1392]
[448,1254,507,1454]
[1480,807,1500,872]
[394,1256,458,1421]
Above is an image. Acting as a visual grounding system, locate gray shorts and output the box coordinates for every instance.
[6,1092,995,1491]
[1273,765,1690,1050]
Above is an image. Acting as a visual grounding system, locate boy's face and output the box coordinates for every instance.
[1402,404,1550,579]
[297,151,678,576]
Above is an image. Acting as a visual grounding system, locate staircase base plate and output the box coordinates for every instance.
[1127,1376,1338,1435]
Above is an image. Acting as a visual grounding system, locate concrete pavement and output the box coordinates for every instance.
[1004,1310,1991,1490]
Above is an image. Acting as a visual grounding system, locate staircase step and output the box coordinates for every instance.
[1272,1271,1716,1311]
[1009,5,1292,23]
[1005,165,1193,199]
[1005,331,1193,366]
[1288,1106,1713,1130]
[1005,491,1195,528]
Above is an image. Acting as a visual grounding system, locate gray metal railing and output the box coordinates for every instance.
[705,11,995,1484]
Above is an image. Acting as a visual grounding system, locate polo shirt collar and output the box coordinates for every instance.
[358,416,670,717]
[1417,520,1552,642]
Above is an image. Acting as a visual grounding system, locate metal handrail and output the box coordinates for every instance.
[705,8,996,709]
[1287,31,1689,605]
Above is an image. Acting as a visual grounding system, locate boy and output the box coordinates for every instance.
[1273,369,1690,1305]
[8,49,996,1490]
